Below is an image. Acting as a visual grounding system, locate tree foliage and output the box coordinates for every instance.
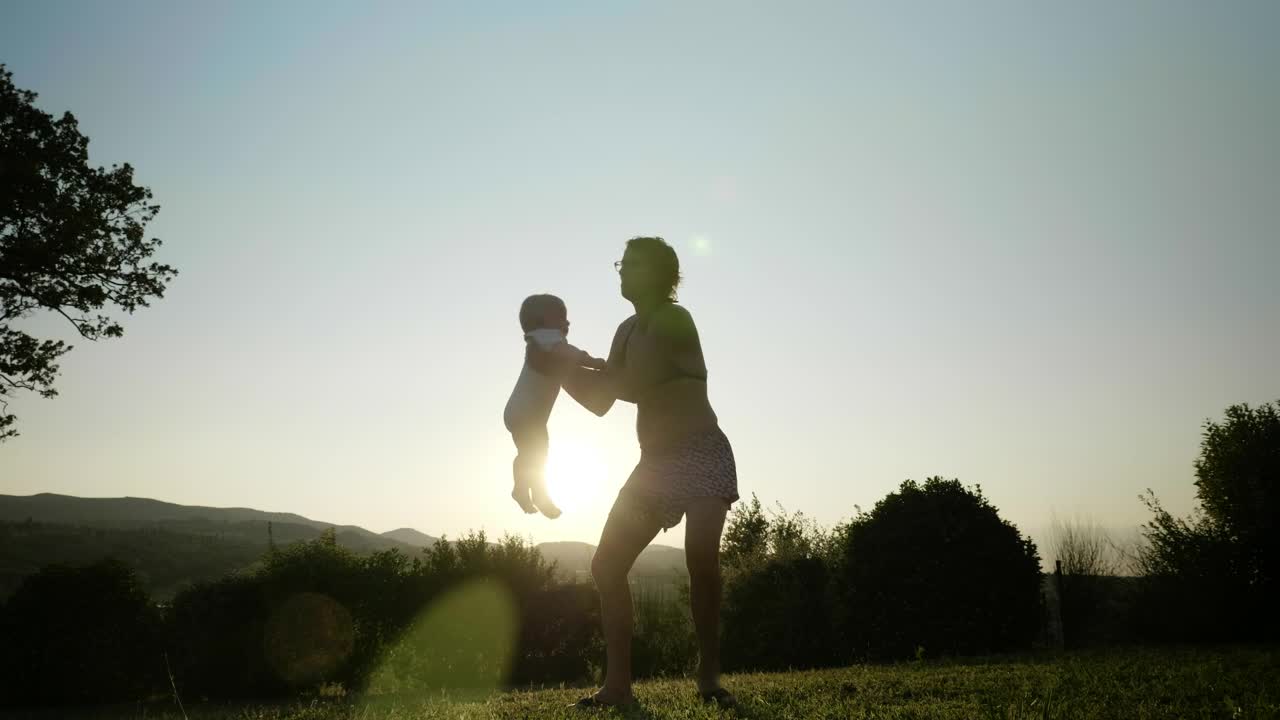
[0,65,176,440]
[164,530,585,701]
[721,494,769,571]
[1193,401,1279,588]
[722,494,834,576]
[1134,401,1280,642]
[0,559,163,705]
[832,477,1042,661]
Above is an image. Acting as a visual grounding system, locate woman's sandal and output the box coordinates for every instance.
[699,687,738,708]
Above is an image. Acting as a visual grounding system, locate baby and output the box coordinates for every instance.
[504,294,606,518]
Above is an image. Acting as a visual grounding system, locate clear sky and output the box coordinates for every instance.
[1,1,1277,554]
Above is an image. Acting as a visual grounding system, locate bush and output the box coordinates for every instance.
[0,559,163,706]
[723,554,834,671]
[166,572,278,699]
[720,496,839,672]
[1131,493,1267,643]
[167,529,386,698]
[832,477,1042,661]
[166,530,598,700]
[510,582,602,685]
[630,581,697,679]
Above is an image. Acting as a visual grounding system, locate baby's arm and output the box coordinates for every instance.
[551,340,606,370]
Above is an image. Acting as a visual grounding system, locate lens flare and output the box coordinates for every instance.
[362,578,518,700]
[264,592,355,687]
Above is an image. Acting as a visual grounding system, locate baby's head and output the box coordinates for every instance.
[519,294,569,335]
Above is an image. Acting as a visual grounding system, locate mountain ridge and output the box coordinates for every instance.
[0,493,687,594]
[379,527,439,547]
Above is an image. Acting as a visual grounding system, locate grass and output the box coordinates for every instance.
[8,645,1278,720]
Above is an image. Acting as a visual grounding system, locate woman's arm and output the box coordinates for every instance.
[561,317,636,416]
[561,367,614,416]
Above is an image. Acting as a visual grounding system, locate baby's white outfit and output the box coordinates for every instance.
[503,329,581,433]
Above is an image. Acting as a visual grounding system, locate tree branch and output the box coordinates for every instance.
[51,306,97,340]
[0,373,38,392]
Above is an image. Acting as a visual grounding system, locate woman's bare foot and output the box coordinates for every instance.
[698,686,737,708]
[570,687,635,708]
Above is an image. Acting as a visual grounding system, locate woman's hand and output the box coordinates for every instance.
[562,366,617,416]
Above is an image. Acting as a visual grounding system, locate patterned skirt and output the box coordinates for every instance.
[611,427,740,530]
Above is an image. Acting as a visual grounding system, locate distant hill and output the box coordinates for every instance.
[381,528,438,547]
[537,541,596,581]
[0,493,415,553]
[631,543,687,576]
[0,520,267,600]
[0,493,687,598]
[533,540,686,581]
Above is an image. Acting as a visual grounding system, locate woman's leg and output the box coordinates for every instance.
[685,497,730,695]
[590,501,661,701]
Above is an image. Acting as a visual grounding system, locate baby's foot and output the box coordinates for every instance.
[531,487,562,519]
[511,485,537,514]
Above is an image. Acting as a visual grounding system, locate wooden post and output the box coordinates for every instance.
[1054,559,1065,649]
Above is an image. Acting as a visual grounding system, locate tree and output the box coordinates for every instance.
[0,559,163,706]
[1049,514,1119,578]
[1193,401,1279,589]
[1132,401,1280,642]
[0,65,176,441]
[832,477,1042,661]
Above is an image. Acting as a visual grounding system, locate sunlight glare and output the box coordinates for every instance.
[544,439,609,513]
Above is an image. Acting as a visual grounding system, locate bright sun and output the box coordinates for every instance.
[544,440,609,512]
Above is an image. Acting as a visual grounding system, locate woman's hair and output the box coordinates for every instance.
[626,236,682,301]
[518,293,566,332]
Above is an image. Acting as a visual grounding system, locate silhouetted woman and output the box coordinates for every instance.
[564,236,739,709]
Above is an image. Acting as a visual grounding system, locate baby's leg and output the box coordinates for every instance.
[510,426,548,515]
[530,477,562,520]
[513,424,561,519]
[511,457,537,514]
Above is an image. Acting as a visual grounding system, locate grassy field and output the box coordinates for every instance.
[9,646,1277,720]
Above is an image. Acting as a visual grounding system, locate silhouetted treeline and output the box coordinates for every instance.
[0,530,601,707]
[0,478,1049,708]
[2,398,1274,708]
